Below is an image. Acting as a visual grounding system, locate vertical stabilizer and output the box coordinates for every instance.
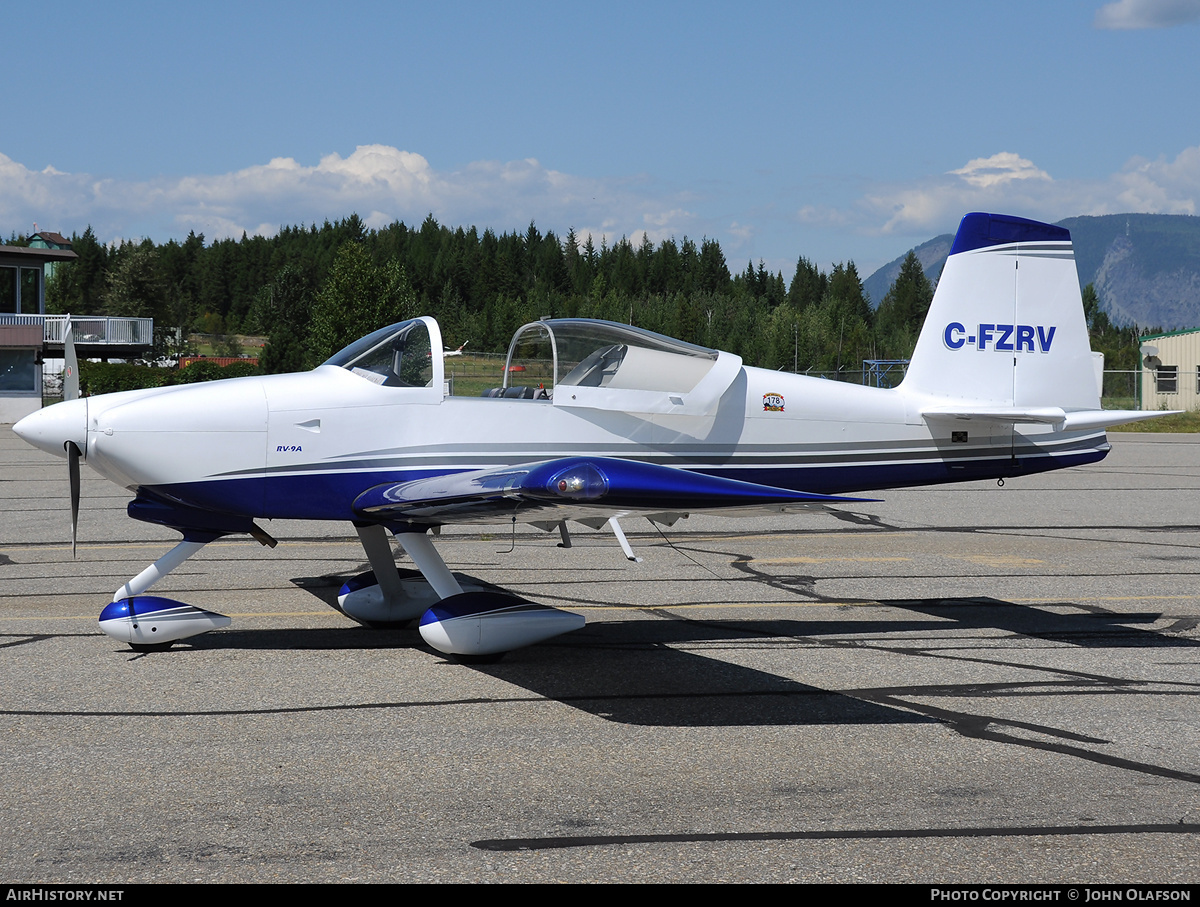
[901,213,1099,413]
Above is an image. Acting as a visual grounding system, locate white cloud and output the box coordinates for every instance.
[1094,0,1200,29]
[587,208,700,249]
[362,210,395,231]
[859,152,1053,234]
[949,152,1051,188]
[795,205,855,228]
[1110,146,1200,213]
[727,221,755,244]
[642,207,693,229]
[13,140,1199,271]
[0,146,704,247]
[856,145,1200,237]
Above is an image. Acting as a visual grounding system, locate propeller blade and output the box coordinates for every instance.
[67,441,81,559]
[63,316,79,402]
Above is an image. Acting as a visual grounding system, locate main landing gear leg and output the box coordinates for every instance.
[354,524,407,604]
[337,524,453,625]
[393,530,464,599]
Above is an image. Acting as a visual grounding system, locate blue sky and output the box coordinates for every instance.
[3,0,1200,278]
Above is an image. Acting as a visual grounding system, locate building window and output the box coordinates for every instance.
[1156,365,1178,394]
[0,268,15,314]
[0,349,38,392]
[0,267,44,313]
[20,267,39,314]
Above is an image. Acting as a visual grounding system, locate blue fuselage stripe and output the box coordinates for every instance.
[145,447,1108,522]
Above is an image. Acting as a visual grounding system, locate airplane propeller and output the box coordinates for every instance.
[63,318,81,558]
[63,314,79,402]
[67,440,81,558]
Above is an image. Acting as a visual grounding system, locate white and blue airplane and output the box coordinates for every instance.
[13,213,1168,659]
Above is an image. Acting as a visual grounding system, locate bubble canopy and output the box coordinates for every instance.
[504,319,741,415]
[325,316,741,414]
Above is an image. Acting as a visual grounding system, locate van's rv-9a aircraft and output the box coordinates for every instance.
[13,213,1171,659]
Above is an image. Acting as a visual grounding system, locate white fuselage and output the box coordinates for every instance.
[49,360,1103,525]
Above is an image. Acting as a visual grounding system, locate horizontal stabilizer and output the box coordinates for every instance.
[922,406,1069,424]
[923,406,1180,431]
[354,456,876,522]
[1060,410,1183,431]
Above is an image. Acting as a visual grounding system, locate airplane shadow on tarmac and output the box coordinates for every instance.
[143,570,1198,729]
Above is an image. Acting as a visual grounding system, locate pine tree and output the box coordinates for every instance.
[308,243,416,365]
[875,251,933,359]
[787,256,826,311]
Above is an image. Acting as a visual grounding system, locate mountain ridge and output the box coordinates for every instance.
[863,213,1200,329]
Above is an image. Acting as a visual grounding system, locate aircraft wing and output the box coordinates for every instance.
[352,457,876,525]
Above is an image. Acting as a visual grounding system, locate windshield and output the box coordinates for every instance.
[324,319,436,387]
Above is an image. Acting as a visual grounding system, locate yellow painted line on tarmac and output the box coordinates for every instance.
[573,594,1200,612]
[695,532,916,543]
[570,601,882,612]
[950,555,1045,567]
[1,614,103,622]
[4,595,1196,623]
[5,536,367,552]
[228,611,349,619]
[740,556,911,564]
[5,603,858,621]
[0,610,349,622]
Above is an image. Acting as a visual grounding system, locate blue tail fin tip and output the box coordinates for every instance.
[950,213,1072,256]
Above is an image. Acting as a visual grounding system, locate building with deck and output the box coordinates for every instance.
[1,242,154,422]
